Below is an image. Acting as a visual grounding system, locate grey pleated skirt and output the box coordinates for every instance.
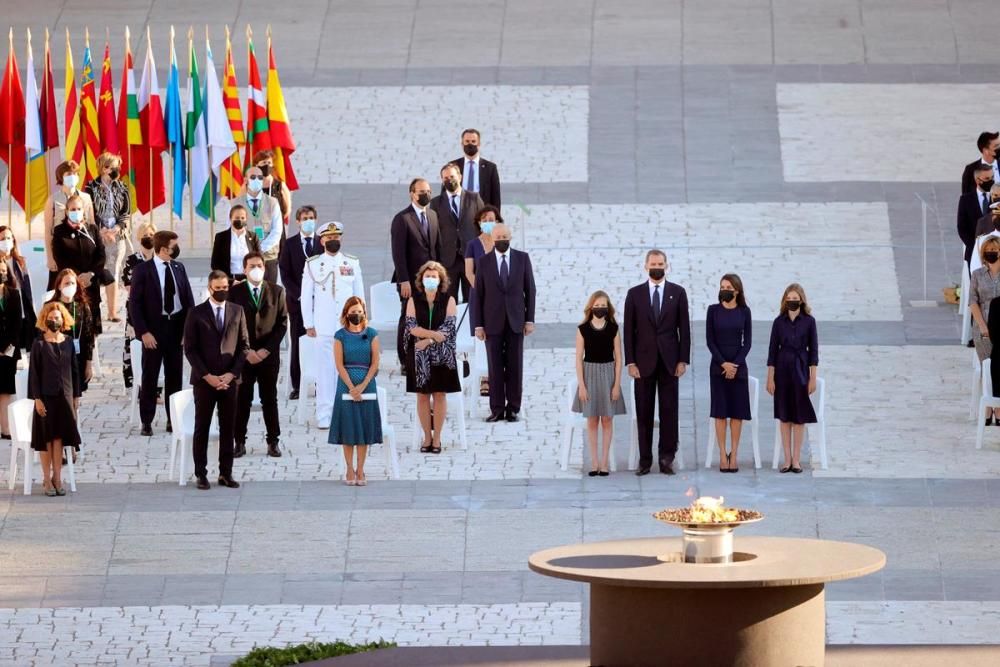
[572,362,627,418]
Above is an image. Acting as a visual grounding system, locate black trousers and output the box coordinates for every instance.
[264,259,279,284]
[192,381,237,478]
[235,358,281,445]
[138,316,185,427]
[633,356,679,469]
[485,321,524,414]
[445,262,470,303]
[397,290,408,366]
[287,304,304,392]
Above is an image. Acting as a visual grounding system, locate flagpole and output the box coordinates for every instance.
[25,29,32,240]
[146,26,154,227]
[187,28,194,248]
[206,25,215,249]
[5,28,12,229]
[169,26,175,233]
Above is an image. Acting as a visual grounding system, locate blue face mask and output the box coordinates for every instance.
[423,277,440,291]
[67,210,83,224]
[480,221,495,235]
[301,219,316,235]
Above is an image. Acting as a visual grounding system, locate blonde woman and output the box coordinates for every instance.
[44,160,95,287]
[971,237,1000,424]
[766,284,818,473]
[572,291,625,476]
[84,152,132,322]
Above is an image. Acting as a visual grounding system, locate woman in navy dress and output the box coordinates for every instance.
[328,296,382,486]
[706,274,752,473]
[766,283,819,474]
[464,206,499,396]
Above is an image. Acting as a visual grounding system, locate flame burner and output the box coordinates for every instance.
[653,497,763,564]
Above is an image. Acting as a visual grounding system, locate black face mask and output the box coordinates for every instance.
[347,313,363,325]
[719,290,735,303]
[212,289,229,303]
[416,193,431,207]
[592,307,609,319]
[463,143,478,157]
[444,179,459,193]
[46,320,60,332]
[986,252,1000,264]
[786,301,801,312]
[140,237,154,250]
[232,220,246,230]
[258,164,271,177]
[109,168,120,180]
[981,180,995,192]
[325,240,341,254]
[170,245,180,260]
[648,268,665,281]
[494,240,510,253]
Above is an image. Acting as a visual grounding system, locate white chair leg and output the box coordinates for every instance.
[675,438,685,470]
[705,417,715,468]
[976,400,987,450]
[168,435,178,482]
[608,424,618,472]
[453,393,468,451]
[972,358,981,420]
[961,268,972,344]
[772,422,782,470]
[628,419,639,471]
[386,434,400,480]
[818,419,828,470]
[560,422,573,471]
[65,450,77,493]
[22,446,31,495]
[751,419,761,469]
[178,437,188,486]
[130,383,138,426]
[7,441,16,490]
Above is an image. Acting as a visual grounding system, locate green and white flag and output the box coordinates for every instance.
[185,40,211,220]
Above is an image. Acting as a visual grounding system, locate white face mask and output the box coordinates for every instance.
[247,267,265,283]
[63,174,79,190]
[0,240,13,254]
[61,284,77,299]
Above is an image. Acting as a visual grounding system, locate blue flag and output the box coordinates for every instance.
[164,33,186,218]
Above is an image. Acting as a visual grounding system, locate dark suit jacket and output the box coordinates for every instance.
[390,205,441,285]
[449,157,501,209]
[975,212,1000,239]
[50,222,113,296]
[229,280,288,358]
[28,337,80,400]
[430,190,484,270]
[959,191,991,263]
[0,286,23,360]
[7,259,36,351]
[963,159,987,195]
[183,301,249,385]
[278,233,322,305]
[623,281,692,377]
[211,228,262,279]
[472,249,536,334]
[127,258,196,339]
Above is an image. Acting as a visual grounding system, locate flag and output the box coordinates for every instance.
[117,28,142,213]
[203,37,235,210]
[219,29,243,198]
[243,32,270,170]
[39,30,60,179]
[0,30,28,213]
[266,35,297,191]
[23,31,50,221]
[185,37,211,220]
[134,31,166,214]
[64,30,84,168]
[164,27,186,218]
[80,32,101,181]
[97,39,118,155]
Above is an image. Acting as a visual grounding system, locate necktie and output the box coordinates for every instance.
[468,162,478,192]
[250,198,259,216]
[252,286,260,307]
[984,194,991,216]
[500,254,509,287]
[305,237,313,255]
[163,263,176,316]
[652,285,661,321]
[216,306,224,332]
[450,195,459,218]
[419,211,429,241]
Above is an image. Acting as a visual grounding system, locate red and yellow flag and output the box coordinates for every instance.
[64,29,84,168]
[266,30,297,191]
[243,28,270,171]
[80,29,102,181]
[97,38,119,155]
[220,27,244,198]
[39,29,61,177]
[0,30,28,212]
[117,28,143,212]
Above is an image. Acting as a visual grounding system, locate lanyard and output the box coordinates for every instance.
[71,301,78,338]
[249,284,262,309]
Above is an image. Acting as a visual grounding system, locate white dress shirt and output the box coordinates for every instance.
[463,157,481,192]
[448,190,463,216]
[154,256,181,315]
[648,278,666,309]
[494,249,510,273]
[230,229,250,275]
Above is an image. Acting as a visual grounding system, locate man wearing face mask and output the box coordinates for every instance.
[279,205,323,400]
[962,131,1000,194]
[447,129,501,209]
[959,164,995,269]
[230,252,288,458]
[228,165,283,282]
[252,150,292,223]
[184,271,250,490]
[974,186,1000,239]
[431,162,484,301]
[128,231,195,436]
[301,222,364,426]
[211,205,262,282]
[623,249,691,476]
[391,178,442,370]
[44,160,95,285]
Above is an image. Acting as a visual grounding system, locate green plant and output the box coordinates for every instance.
[231,640,395,667]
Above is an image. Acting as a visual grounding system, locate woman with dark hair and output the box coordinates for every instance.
[0,260,24,438]
[0,225,37,351]
[47,269,96,394]
[706,274,752,472]
[464,206,500,396]
[766,283,819,474]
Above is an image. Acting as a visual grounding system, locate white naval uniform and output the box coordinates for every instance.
[301,251,365,426]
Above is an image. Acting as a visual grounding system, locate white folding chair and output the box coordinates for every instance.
[168,389,194,485]
[128,338,167,426]
[14,369,27,400]
[704,376,761,469]
[960,262,972,344]
[464,338,489,417]
[559,378,618,472]
[279,322,291,395]
[7,398,75,494]
[368,281,399,331]
[20,241,49,309]
[297,335,319,426]
[626,380,685,471]
[772,377,827,469]
[377,386,400,479]
[91,336,103,378]
[971,348,983,420]
[976,359,1000,450]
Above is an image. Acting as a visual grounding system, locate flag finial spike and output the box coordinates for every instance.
[105,26,109,43]
[266,24,272,40]
[65,27,70,45]
[45,27,50,46]
[147,25,151,43]
[225,25,230,41]
[26,27,32,50]
[171,25,175,41]
[85,26,90,46]
[188,26,193,42]
[246,24,252,40]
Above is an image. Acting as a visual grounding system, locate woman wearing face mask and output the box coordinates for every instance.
[28,302,82,496]
[121,222,157,390]
[50,194,110,336]
[572,291,626,476]
[766,284,818,473]
[465,206,500,396]
[44,160,96,287]
[328,296,382,486]
[252,149,292,222]
[971,237,1000,424]
[46,269,96,394]
[0,260,25,439]
[84,152,132,323]
[0,225,37,352]
[405,262,461,454]
[706,274,752,472]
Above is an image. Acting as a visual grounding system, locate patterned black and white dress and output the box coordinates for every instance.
[404,290,461,394]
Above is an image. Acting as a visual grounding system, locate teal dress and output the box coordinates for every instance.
[328,327,383,446]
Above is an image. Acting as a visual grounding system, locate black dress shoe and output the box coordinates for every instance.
[505,410,519,422]
[195,476,210,490]
[635,467,651,476]
[166,422,173,434]
[218,476,241,488]
[267,443,282,457]
[289,389,300,400]
[660,464,675,475]
[968,339,976,348]
[233,442,247,458]
[485,411,504,423]
[140,424,153,437]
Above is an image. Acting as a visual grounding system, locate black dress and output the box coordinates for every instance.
[706,304,752,420]
[767,312,818,424]
[28,337,82,451]
[405,291,461,394]
[0,287,23,395]
[7,259,36,351]
[46,297,96,393]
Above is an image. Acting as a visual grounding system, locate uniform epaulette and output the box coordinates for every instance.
[306,255,324,263]
[343,253,358,260]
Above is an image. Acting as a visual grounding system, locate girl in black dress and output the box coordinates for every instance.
[47,269,96,393]
[404,261,460,453]
[0,225,36,352]
[706,274,752,473]
[28,302,82,496]
[0,260,24,438]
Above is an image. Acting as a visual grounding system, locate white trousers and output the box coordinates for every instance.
[315,334,337,426]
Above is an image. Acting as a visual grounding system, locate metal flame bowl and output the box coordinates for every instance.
[652,508,764,530]
[653,509,764,563]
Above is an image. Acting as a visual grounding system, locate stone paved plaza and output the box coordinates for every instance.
[2,0,1000,665]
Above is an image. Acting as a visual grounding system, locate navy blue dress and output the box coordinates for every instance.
[706,304,752,420]
[465,237,488,334]
[767,312,818,424]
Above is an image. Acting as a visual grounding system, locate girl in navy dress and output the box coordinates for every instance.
[706,274,752,473]
[766,283,818,473]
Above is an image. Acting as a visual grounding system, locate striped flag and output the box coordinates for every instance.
[97,39,119,155]
[39,29,61,178]
[219,29,244,198]
[164,27,186,218]
[243,31,270,171]
[204,36,236,209]
[64,30,84,168]
[185,35,212,220]
[80,32,102,181]
[266,34,297,191]
[24,30,50,221]
[135,29,166,215]
[0,30,28,213]
[117,28,143,212]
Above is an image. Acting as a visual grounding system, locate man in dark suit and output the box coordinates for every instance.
[623,250,691,476]
[431,162,484,301]
[447,129,502,209]
[127,230,195,437]
[278,205,322,400]
[390,178,442,368]
[183,270,250,490]
[230,252,288,458]
[473,223,536,422]
[959,164,996,266]
[211,205,261,282]
[962,131,1000,194]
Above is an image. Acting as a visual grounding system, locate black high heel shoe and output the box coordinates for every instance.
[988,415,995,427]
[727,453,739,473]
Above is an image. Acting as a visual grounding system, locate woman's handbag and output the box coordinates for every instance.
[457,302,471,378]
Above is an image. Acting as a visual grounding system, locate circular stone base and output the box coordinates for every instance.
[656,551,758,564]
